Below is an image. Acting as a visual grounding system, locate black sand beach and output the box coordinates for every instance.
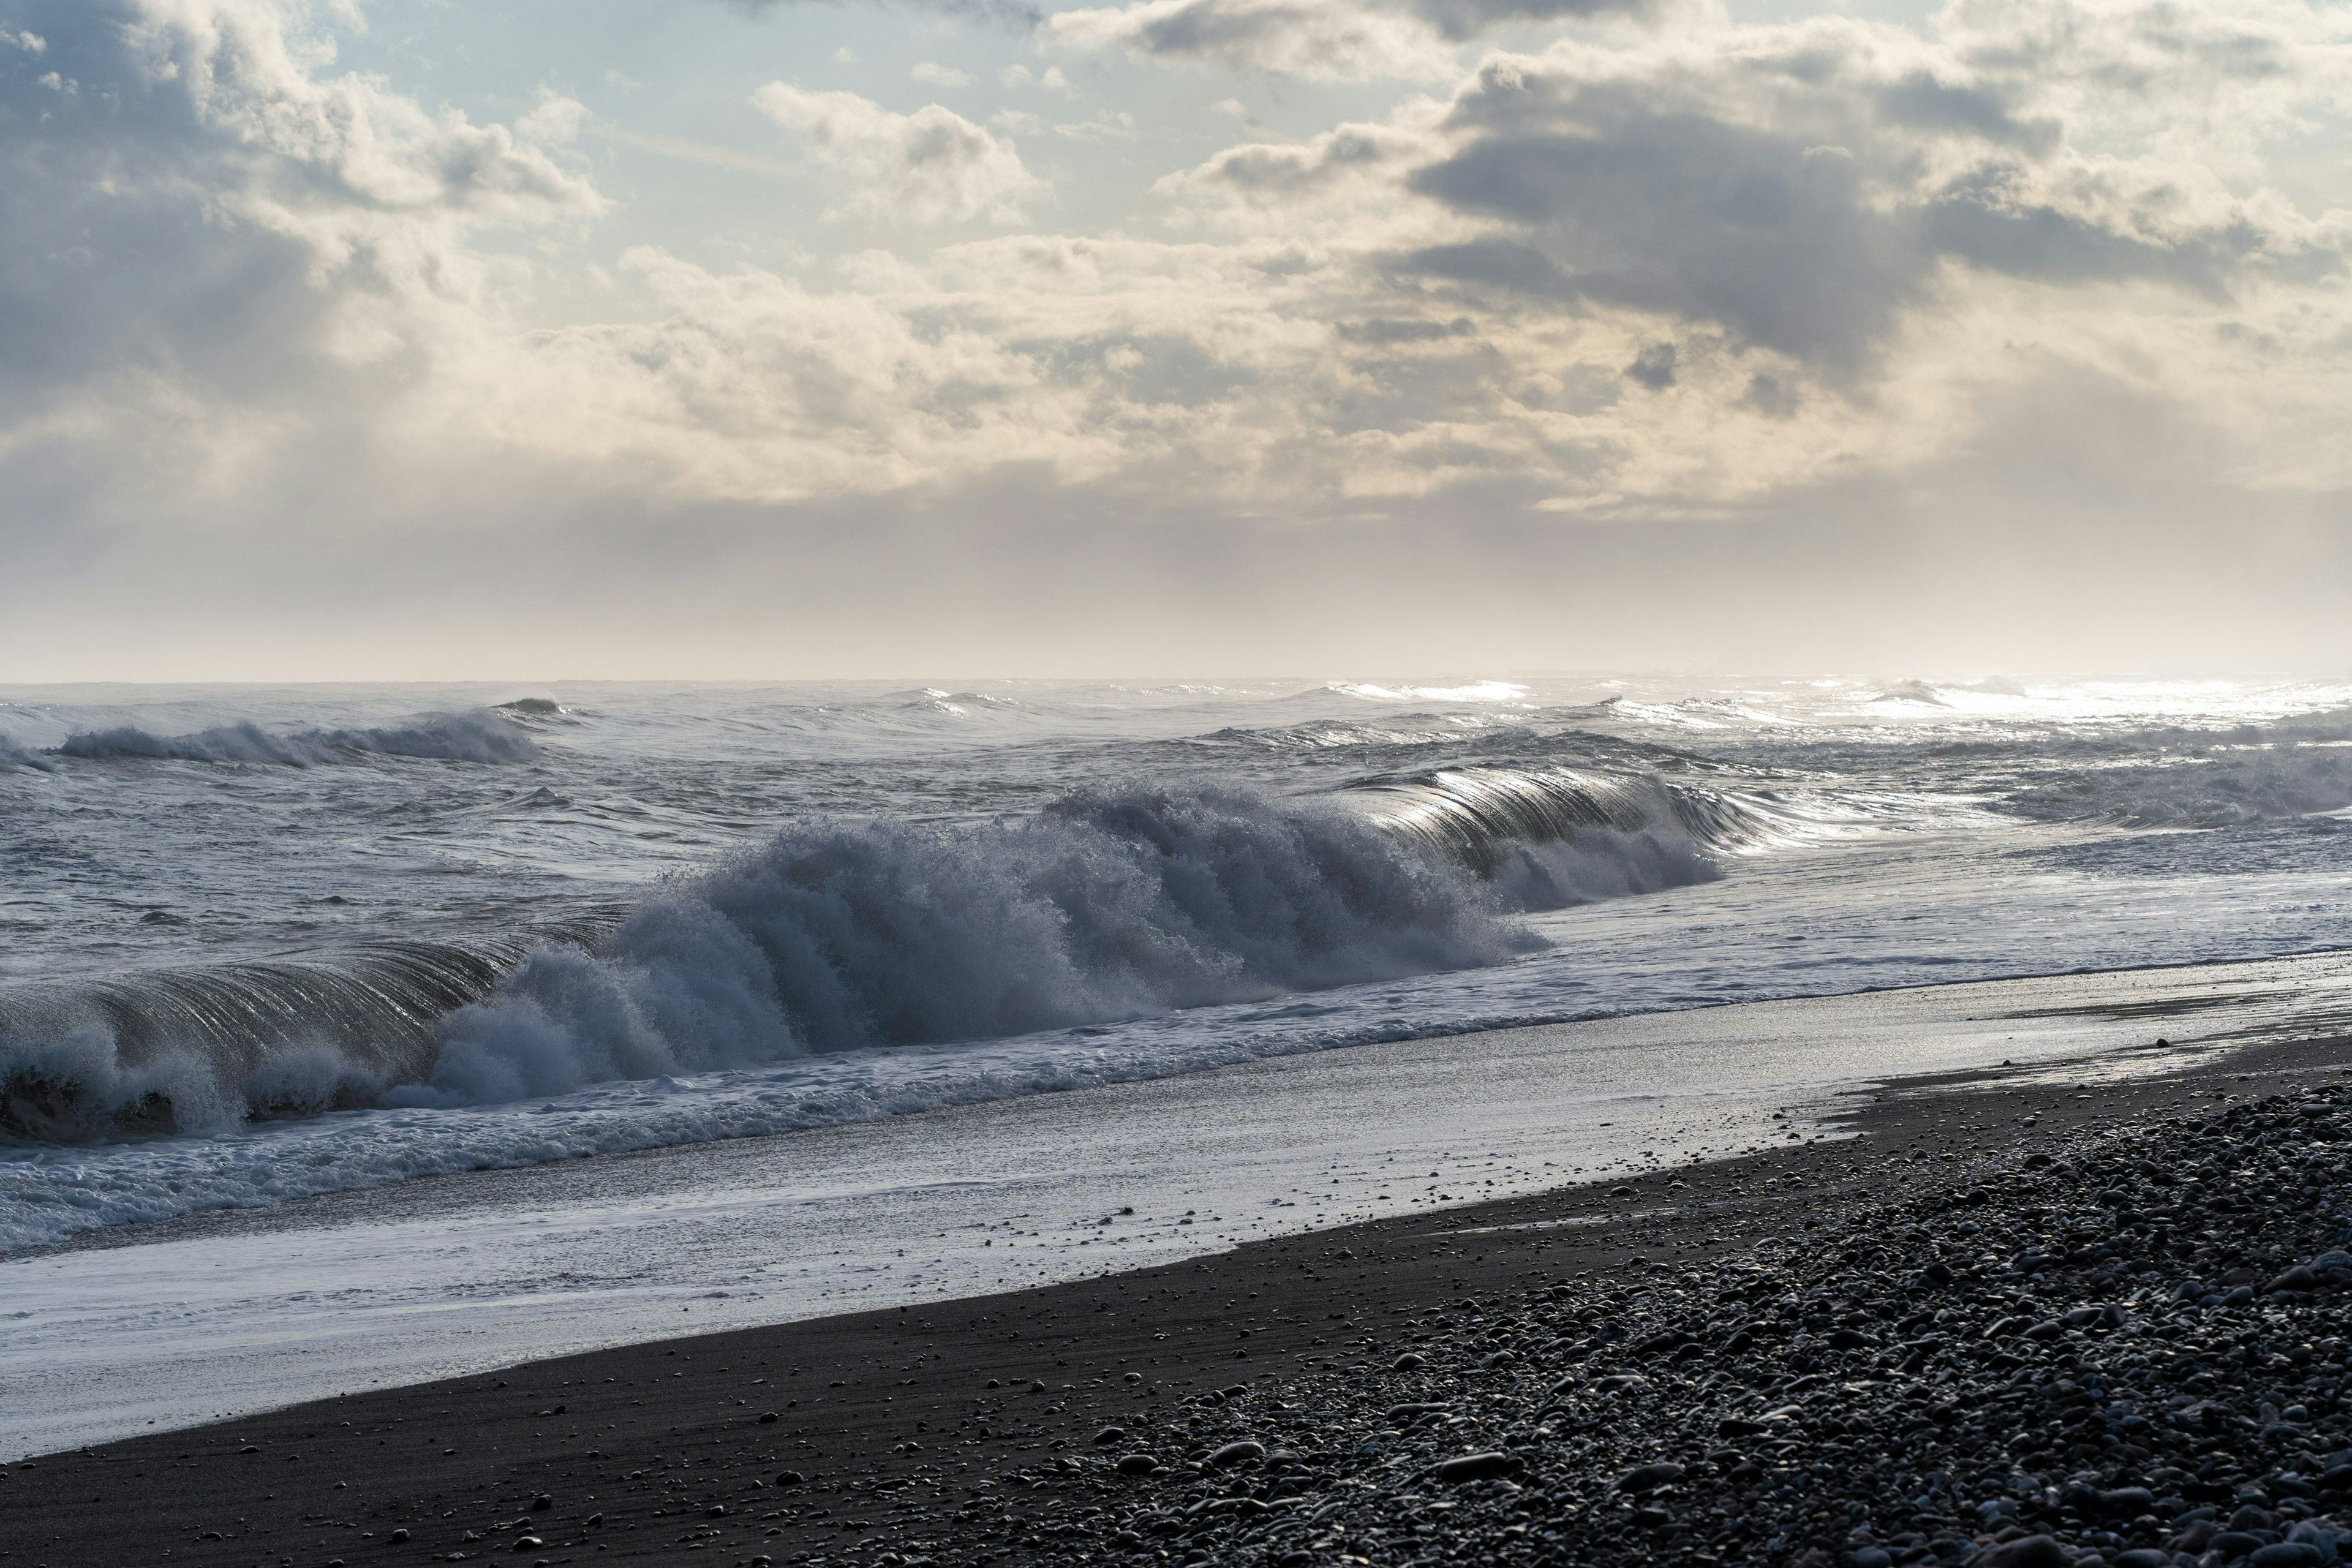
[7,1029,2352,1568]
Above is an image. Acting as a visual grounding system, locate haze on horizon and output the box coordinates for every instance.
[1,0,2346,682]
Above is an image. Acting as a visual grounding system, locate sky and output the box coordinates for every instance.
[0,0,2347,679]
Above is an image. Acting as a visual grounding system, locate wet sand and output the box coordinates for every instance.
[4,1022,2345,1568]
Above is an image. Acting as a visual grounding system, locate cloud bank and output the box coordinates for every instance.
[0,0,2347,677]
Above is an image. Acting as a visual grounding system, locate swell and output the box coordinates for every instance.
[0,771,1736,1143]
[48,707,540,766]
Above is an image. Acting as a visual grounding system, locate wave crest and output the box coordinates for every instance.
[413,786,1531,1106]
[1343,764,1789,907]
[54,708,539,766]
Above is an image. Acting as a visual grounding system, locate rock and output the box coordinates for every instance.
[758,1411,778,1423]
[530,1494,551,1512]
[2096,1487,2157,1517]
[1434,1452,1517,1483]
[1115,1454,1159,1476]
[2114,1552,2169,1568]
[1206,1441,1264,1468]
[388,1529,410,1543]
[774,1471,804,1487]
[1385,1403,1450,1425]
[1974,1534,2066,1568]
[2231,1506,2277,1532]
[1391,1353,1427,1371]
[1093,1426,1127,1445]
[2252,1545,2326,1568]
[2212,1531,2266,1558]
[1615,1462,1686,1494]
[2270,1265,2320,1293]
[2022,1320,2064,1340]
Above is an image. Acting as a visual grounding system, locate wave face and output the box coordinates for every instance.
[410,786,1534,1106]
[0,939,554,1140]
[1344,765,1779,908]
[53,708,538,766]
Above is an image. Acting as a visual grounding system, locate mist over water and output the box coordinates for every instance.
[1,674,2348,1250]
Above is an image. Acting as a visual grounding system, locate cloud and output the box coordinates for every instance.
[752,84,1042,222]
[6,0,2352,685]
[1042,0,1673,81]
[1389,20,2347,372]
[0,0,600,433]
[911,61,973,87]
[720,0,1044,28]
[1044,0,1453,81]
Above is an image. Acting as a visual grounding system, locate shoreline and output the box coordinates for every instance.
[7,1018,2351,1566]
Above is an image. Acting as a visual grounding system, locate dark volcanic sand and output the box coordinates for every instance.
[6,1031,2351,1568]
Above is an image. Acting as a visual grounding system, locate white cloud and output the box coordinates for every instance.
[4,27,44,51]
[999,63,1072,91]
[910,61,972,87]
[752,83,1042,223]
[516,90,589,145]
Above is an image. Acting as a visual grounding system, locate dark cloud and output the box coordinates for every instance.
[1409,99,1922,371]
[1409,0,1659,42]
[1623,342,1676,389]
[1396,54,2323,374]
[720,0,1044,28]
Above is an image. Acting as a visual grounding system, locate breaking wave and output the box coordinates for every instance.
[409,786,1532,1106]
[0,925,619,1142]
[1344,764,1784,908]
[0,734,51,772]
[52,707,539,766]
[0,769,1755,1140]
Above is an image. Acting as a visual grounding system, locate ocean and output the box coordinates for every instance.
[4,674,2349,1250]
[3,675,2350,1450]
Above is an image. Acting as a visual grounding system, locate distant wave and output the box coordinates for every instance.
[53,707,538,766]
[2007,745,2352,829]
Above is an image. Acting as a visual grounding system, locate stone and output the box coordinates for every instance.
[1115,1454,1159,1476]
[1434,1452,1517,1483]
[1615,1462,1686,1494]
[1206,1441,1264,1468]
[1973,1534,2066,1568]
[2252,1545,2326,1568]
